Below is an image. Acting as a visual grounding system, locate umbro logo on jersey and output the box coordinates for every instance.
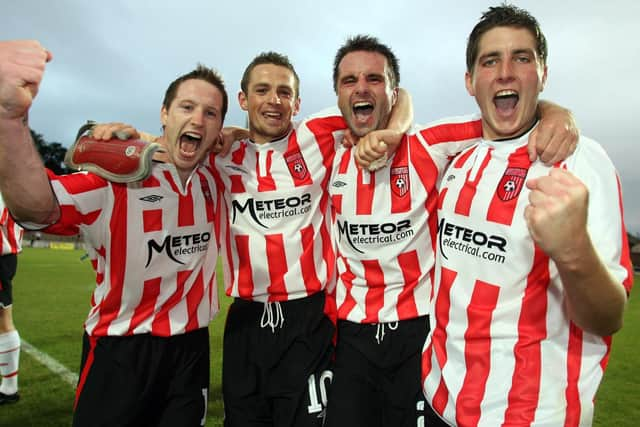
[333,181,347,188]
[496,167,528,202]
[139,195,163,203]
[446,174,456,182]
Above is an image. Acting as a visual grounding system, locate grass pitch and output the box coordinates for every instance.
[1,247,638,426]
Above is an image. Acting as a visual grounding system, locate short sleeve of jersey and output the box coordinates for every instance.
[412,114,482,161]
[566,137,634,293]
[23,170,110,236]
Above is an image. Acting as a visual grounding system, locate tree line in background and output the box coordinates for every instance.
[31,129,73,175]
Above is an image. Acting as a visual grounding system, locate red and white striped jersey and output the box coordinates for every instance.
[329,116,482,323]
[0,194,23,255]
[422,128,634,427]
[37,163,221,337]
[212,108,347,302]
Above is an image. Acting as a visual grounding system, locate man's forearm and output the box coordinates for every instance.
[0,117,59,223]
[557,234,627,336]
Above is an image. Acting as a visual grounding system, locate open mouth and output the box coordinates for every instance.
[263,111,282,122]
[494,90,519,114]
[352,101,374,123]
[179,132,202,158]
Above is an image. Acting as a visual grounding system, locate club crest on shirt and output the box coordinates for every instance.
[285,150,308,181]
[497,167,527,201]
[390,166,409,197]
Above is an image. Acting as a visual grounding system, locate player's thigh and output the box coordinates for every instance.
[72,336,156,427]
[158,329,210,427]
[324,341,380,427]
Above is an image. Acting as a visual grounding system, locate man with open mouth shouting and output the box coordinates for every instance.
[0,40,227,427]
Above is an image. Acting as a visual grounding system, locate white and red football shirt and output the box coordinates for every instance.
[0,194,23,255]
[422,128,634,426]
[212,108,347,303]
[330,116,482,323]
[32,163,221,337]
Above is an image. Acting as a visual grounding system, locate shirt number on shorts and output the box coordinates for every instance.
[307,370,333,414]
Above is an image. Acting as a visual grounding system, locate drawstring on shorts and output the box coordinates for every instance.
[260,301,285,333]
[375,321,398,344]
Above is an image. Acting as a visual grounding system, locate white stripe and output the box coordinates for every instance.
[20,339,78,386]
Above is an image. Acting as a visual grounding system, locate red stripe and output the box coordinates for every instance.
[5,215,20,253]
[74,336,98,410]
[395,250,420,319]
[265,234,288,300]
[196,170,215,223]
[338,148,350,174]
[92,185,128,336]
[143,209,163,232]
[430,267,457,414]
[185,269,205,331]
[419,119,483,146]
[152,270,188,336]
[230,175,245,193]
[285,132,313,186]
[143,174,161,187]
[563,322,583,427]
[410,134,441,256]
[126,277,162,335]
[356,168,375,215]
[362,259,385,323]
[332,194,342,214]
[390,136,411,213]
[163,171,195,227]
[300,225,321,294]
[57,172,108,195]
[487,145,530,225]
[257,150,276,192]
[337,258,358,319]
[455,279,500,427]
[235,235,254,298]
[504,246,549,425]
[455,148,492,217]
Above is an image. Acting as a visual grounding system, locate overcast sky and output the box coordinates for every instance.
[4,0,639,235]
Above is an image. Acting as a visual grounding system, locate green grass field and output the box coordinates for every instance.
[0,247,638,426]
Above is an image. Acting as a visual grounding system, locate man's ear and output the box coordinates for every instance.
[539,64,548,92]
[292,96,301,117]
[238,91,249,111]
[465,71,475,97]
[160,105,168,128]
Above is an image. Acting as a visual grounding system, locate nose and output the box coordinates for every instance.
[354,75,368,94]
[191,108,205,126]
[497,60,515,82]
[268,90,282,105]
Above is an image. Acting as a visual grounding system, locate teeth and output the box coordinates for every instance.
[264,112,280,118]
[495,90,517,97]
[354,102,372,108]
[183,132,202,141]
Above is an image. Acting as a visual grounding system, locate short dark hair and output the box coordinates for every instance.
[332,34,400,93]
[240,52,300,98]
[162,64,228,121]
[466,3,547,73]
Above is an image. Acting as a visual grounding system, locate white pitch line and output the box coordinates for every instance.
[21,339,79,387]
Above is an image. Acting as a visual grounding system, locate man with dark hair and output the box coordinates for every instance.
[324,33,580,427]
[0,40,226,426]
[421,5,633,426]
